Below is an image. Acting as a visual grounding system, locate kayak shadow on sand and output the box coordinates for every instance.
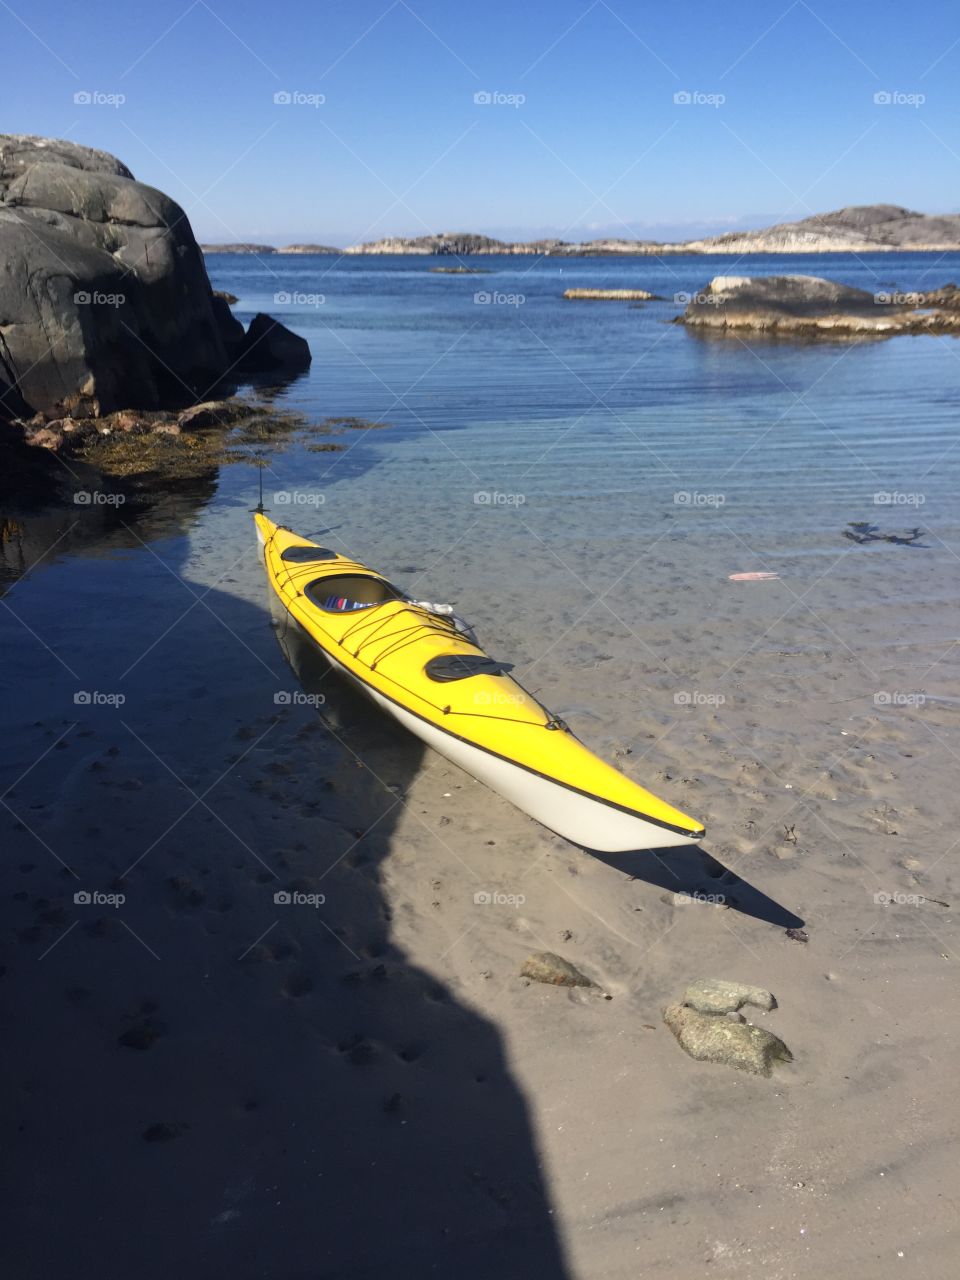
[587,844,806,930]
[0,542,573,1280]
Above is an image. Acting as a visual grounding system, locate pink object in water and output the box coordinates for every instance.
[728,571,780,581]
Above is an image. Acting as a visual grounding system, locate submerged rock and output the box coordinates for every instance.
[682,978,776,1015]
[663,1003,792,1077]
[563,288,661,301]
[520,951,596,988]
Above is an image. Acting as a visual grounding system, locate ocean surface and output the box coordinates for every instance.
[4,250,960,715]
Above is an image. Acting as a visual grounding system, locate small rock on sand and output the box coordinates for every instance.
[663,1003,792,1077]
[521,951,595,988]
[682,977,776,1015]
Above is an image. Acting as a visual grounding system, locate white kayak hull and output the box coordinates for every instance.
[327,650,697,852]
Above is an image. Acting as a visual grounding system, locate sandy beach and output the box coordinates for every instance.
[2,452,957,1276]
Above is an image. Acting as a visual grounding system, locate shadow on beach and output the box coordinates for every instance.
[589,845,805,930]
[0,528,572,1278]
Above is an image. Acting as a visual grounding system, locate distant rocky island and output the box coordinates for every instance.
[200,206,960,257]
[200,243,340,254]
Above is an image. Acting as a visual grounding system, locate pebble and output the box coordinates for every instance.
[682,978,776,1015]
[663,1003,793,1078]
[520,951,598,990]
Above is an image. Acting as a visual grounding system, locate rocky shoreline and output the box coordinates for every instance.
[0,135,312,507]
[199,205,960,257]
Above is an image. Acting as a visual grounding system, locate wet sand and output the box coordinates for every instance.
[2,420,959,1277]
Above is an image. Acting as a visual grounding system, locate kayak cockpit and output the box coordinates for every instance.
[303,573,402,613]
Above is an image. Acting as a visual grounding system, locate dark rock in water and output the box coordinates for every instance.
[0,134,228,419]
[663,1003,792,1077]
[238,313,311,372]
[520,951,596,988]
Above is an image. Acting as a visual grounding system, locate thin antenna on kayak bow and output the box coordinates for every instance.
[251,422,267,514]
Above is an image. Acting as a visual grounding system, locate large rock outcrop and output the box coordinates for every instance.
[679,274,960,336]
[0,136,310,422]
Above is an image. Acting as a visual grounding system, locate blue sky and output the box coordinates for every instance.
[3,0,959,244]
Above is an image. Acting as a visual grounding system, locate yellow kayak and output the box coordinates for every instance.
[255,514,705,852]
